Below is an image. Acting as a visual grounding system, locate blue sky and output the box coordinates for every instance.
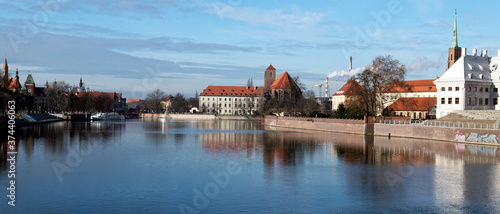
[1,0,500,99]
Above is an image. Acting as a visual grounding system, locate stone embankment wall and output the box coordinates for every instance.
[263,116,500,146]
[263,116,365,134]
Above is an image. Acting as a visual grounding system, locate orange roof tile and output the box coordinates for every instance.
[333,79,362,96]
[77,92,122,100]
[391,79,437,93]
[270,72,298,90]
[127,99,141,103]
[387,97,436,111]
[7,77,21,90]
[266,64,276,70]
[200,86,263,97]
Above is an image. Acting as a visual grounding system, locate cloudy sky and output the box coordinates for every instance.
[2,0,500,99]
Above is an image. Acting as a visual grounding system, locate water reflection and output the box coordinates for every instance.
[0,119,499,213]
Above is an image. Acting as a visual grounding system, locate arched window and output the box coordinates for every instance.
[270,72,273,78]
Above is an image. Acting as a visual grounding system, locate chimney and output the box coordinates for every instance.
[472,49,477,56]
[482,50,488,57]
[462,47,467,56]
[349,56,352,72]
[325,77,328,97]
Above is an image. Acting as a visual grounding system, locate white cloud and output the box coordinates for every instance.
[204,3,324,29]
[408,56,443,73]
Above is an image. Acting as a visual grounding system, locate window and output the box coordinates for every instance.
[495,98,498,105]
[486,88,489,92]
[480,87,483,92]
[225,98,227,101]
[270,72,273,78]
[419,113,422,119]
[467,97,471,105]
[440,87,445,91]
[413,112,416,119]
[495,88,499,93]
[474,98,477,105]
[479,98,483,105]
[448,98,452,104]
[229,98,231,101]
[485,98,489,105]
[455,87,460,91]
[448,87,452,91]
[441,98,445,104]
[399,112,403,116]
[455,98,459,104]
[467,87,471,92]
[224,104,227,107]
[474,87,477,92]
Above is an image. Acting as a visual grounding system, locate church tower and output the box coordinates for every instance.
[446,10,461,71]
[264,64,276,92]
[2,58,8,88]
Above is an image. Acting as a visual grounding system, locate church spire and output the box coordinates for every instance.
[452,9,458,48]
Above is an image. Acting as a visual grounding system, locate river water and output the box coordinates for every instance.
[1,119,499,213]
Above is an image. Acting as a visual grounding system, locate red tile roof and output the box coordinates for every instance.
[333,79,362,96]
[266,64,276,70]
[387,97,436,111]
[270,72,298,90]
[391,79,437,93]
[7,77,21,90]
[76,92,122,100]
[161,95,173,101]
[127,99,141,103]
[200,86,263,97]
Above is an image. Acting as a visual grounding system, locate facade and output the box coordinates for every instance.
[331,80,362,110]
[382,79,437,110]
[269,71,299,101]
[387,97,437,119]
[161,95,173,112]
[76,91,127,111]
[264,64,276,92]
[21,74,46,111]
[199,86,263,115]
[434,48,498,118]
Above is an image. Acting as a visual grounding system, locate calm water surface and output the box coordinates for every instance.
[1,119,500,213]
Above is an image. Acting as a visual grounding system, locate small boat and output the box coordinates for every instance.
[91,112,125,121]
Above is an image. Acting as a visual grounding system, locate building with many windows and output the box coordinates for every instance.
[199,86,263,115]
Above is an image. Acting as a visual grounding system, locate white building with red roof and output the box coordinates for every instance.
[331,79,362,110]
[199,85,263,115]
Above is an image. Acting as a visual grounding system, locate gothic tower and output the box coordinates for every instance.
[264,64,276,92]
[446,11,461,71]
[2,58,8,88]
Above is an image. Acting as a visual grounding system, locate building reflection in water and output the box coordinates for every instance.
[0,121,125,171]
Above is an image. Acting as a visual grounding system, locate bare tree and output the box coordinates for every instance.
[171,93,189,113]
[304,90,315,99]
[247,78,253,87]
[353,55,407,116]
[44,81,71,112]
[145,89,167,113]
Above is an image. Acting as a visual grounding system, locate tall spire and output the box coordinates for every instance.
[452,9,458,48]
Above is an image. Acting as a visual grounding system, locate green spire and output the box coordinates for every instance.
[452,9,458,48]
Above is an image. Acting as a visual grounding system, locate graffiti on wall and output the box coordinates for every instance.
[455,130,500,144]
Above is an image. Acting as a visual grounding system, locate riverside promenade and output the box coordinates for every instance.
[262,115,500,146]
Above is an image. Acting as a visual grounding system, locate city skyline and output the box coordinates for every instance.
[2,0,500,99]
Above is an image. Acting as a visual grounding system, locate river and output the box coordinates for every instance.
[1,119,499,213]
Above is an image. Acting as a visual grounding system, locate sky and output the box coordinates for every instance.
[2,0,500,99]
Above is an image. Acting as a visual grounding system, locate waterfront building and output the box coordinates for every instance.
[75,91,127,111]
[161,95,173,112]
[331,79,362,110]
[434,12,500,118]
[386,97,436,119]
[21,74,46,111]
[199,65,300,115]
[199,86,263,115]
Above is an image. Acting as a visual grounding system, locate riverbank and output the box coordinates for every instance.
[140,113,258,120]
[262,116,500,147]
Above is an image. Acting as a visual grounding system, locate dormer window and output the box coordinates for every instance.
[468,73,473,79]
[479,74,484,79]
